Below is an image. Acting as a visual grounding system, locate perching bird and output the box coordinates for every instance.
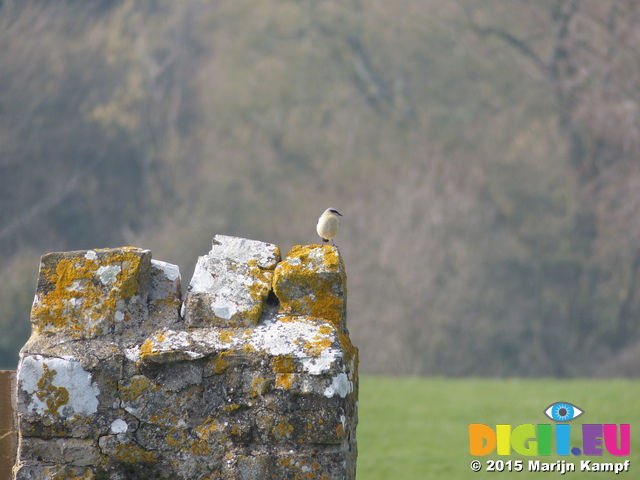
[316,208,343,246]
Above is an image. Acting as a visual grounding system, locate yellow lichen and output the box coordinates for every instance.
[188,438,211,455]
[245,301,264,325]
[277,316,298,323]
[119,375,152,402]
[272,355,295,373]
[150,409,178,424]
[139,339,155,358]
[248,266,272,288]
[275,373,293,390]
[241,263,274,324]
[36,364,69,416]
[272,420,294,439]
[303,338,333,356]
[48,468,95,480]
[337,331,359,369]
[114,443,157,463]
[211,352,230,373]
[251,377,273,396]
[194,417,219,441]
[303,277,345,328]
[318,325,333,335]
[219,330,234,343]
[222,403,241,413]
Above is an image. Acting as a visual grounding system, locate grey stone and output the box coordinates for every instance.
[19,437,100,466]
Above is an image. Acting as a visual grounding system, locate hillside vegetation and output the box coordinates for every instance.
[2,0,640,376]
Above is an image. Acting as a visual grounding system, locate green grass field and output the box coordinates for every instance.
[357,377,639,479]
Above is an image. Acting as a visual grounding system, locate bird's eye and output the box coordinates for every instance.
[543,402,584,422]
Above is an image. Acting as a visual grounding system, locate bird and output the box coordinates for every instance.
[316,208,343,246]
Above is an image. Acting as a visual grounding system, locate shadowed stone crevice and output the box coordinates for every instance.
[13,235,358,480]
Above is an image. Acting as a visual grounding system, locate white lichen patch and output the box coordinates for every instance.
[18,355,100,417]
[185,256,216,294]
[249,319,341,373]
[300,355,336,375]
[152,259,180,281]
[212,299,236,319]
[210,235,280,269]
[111,418,128,433]
[154,329,194,351]
[125,345,141,362]
[323,372,353,398]
[97,265,121,284]
[141,329,210,362]
[149,259,181,300]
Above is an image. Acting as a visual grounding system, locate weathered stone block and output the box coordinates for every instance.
[30,247,152,338]
[148,259,182,329]
[19,437,100,466]
[183,235,281,328]
[273,245,347,330]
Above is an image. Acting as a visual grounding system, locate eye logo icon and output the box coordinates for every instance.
[544,402,584,422]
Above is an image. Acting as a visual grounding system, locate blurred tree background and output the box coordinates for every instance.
[2,0,640,376]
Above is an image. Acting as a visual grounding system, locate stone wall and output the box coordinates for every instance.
[13,235,358,479]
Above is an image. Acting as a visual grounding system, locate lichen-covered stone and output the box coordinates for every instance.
[13,239,357,480]
[183,235,281,328]
[273,245,348,331]
[30,247,153,338]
